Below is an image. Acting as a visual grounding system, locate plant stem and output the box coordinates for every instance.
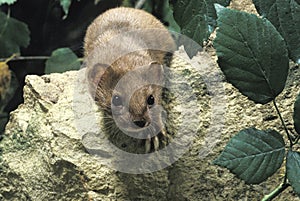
[262,182,290,201]
[273,99,293,148]
[0,56,50,62]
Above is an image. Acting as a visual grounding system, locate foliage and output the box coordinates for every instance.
[59,0,82,19]
[171,0,231,47]
[0,11,30,58]
[45,48,81,74]
[252,0,300,64]
[287,151,300,196]
[169,0,300,198]
[214,3,289,104]
[60,0,73,19]
[192,2,300,195]
[294,93,300,134]
[0,0,17,5]
[139,0,180,32]
[211,4,300,200]
[214,128,285,184]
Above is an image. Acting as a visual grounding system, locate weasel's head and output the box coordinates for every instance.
[88,60,165,137]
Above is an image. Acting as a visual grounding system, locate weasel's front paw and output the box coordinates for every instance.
[145,135,158,153]
[144,128,170,153]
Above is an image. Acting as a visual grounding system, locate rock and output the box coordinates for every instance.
[0,47,299,201]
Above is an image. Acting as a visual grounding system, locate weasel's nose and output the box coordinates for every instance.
[133,120,147,128]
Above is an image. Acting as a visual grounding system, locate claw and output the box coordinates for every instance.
[161,128,167,137]
[144,129,169,153]
[144,135,159,153]
[153,136,159,151]
[145,135,151,153]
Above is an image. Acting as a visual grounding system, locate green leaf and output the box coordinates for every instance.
[0,0,17,5]
[294,92,300,134]
[214,5,289,104]
[0,11,30,58]
[214,128,285,184]
[94,0,102,5]
[252,0,300,64]
[287,150,300,196]
[172,0,231,46]
[141,0,180,32]
[45,48,81,74]
[160,0,181,33]
[60,0,72,19]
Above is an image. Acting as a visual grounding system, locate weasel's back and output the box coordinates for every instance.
[84,7,174,57]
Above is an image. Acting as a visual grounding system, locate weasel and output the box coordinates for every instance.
[83,7,175,153]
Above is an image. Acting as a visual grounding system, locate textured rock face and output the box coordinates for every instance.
[0,47,299,201]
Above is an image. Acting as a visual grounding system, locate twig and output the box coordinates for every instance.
[261,182,290,201]
[0,56,50,62]
[273,99,293,148]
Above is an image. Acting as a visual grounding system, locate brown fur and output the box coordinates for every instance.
[83,7,175,152]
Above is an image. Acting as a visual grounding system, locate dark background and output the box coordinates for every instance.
[0,0,171,113]
[0,0,123,112]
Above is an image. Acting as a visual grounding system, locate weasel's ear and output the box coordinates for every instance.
[147,61,165,84]
[87,63,111,87]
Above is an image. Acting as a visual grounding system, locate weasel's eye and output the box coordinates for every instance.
[147,95,155,105]
[112,95,123,106]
